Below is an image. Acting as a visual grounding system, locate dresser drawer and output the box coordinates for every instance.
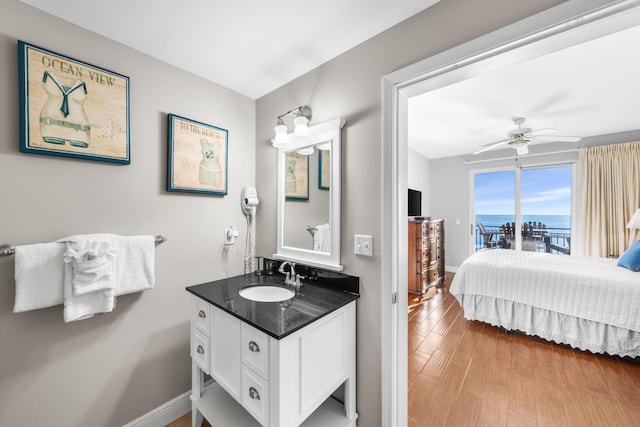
[241,323,269,380]
[427,265,439,285]
[242,366,268,425]
[191,296,210,335]
[191,329,210,374]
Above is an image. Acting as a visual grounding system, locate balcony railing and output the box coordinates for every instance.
[474,223,571,255]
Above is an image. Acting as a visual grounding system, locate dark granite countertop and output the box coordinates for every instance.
[186,272,359,340]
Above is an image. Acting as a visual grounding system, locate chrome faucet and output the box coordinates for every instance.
[278,261,296,285]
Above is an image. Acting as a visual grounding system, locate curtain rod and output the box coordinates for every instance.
[463,148,579,165]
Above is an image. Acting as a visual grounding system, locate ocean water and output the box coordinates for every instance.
[476,214,570,231]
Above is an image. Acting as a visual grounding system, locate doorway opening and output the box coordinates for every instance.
[382,2,640,425]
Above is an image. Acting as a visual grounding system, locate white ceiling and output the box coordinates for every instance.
[408,23,640,159]
[19,0,440,99]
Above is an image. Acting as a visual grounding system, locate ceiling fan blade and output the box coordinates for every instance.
[516,145,529,155]
[473,139,509,155]
[533,135,582,142]
[525,128,557,137]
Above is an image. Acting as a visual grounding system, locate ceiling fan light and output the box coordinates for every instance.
[508,137,529,149]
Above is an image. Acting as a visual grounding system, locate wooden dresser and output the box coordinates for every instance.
[408,218,445,296]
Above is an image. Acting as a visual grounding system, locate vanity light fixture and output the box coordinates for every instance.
[271,105,313,148]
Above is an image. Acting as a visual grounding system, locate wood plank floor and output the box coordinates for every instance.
[408,272,640,426]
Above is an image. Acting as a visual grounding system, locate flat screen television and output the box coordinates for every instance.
[408,188,421,217]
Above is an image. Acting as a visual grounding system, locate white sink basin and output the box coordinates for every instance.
[239,285,295,302]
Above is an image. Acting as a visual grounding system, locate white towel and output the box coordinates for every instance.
[114,235,155,295]
[13,235,156,317]
[312,223,331,252]
[61,235,117,296]
[62,262,116,322]
[59,234,117,322]
[13,242,65,313]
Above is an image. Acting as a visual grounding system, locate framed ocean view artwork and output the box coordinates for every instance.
[318,149,330,190]
[285,151,309,200]
[167,114,228,196]
[18,40,130,164]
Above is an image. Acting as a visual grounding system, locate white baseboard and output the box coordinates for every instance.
[445,265,458,273]
[122,390,191,427]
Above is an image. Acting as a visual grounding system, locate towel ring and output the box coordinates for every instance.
[0,234,168,258]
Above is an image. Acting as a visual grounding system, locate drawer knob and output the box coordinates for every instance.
[249,387,261,400]
[248,341,260,353]
[196,345,205,354]
[198,310,206,318]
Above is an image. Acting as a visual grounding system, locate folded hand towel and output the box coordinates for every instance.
[62,262,116,322]
[60,235,117,297]
[59,234,117,322]
[71,255,115,296]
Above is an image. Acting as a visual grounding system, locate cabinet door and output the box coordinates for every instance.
[210,306,242,402]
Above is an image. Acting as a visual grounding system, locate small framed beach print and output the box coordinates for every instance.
[285,151,309,201]
[18,40,130,164]
[167,114,228,196]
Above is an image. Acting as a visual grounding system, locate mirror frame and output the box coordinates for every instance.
[274,118,343,271]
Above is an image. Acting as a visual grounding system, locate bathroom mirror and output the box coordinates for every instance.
[274,118,343,271]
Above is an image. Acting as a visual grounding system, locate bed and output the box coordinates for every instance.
[450,249,640,358]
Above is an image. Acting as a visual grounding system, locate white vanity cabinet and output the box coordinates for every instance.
[190,295,358,427]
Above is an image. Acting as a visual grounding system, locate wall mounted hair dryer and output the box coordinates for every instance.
[241,186,259,216]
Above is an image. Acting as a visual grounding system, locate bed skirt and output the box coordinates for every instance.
[457,294,640,358]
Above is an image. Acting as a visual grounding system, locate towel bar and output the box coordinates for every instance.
[0,234,167,258]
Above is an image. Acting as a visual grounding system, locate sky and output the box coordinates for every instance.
[474,166,572,216]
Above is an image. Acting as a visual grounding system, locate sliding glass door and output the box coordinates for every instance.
[473,165,572,254]
[474,170,515,251]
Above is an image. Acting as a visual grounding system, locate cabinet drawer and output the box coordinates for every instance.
[242,366,268,426]
[191,297,210,335]
[241,323,269,380]
[191,329,210,374]
[427,265,439,284]
[416,249,427,260]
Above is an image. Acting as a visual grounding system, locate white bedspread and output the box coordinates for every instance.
[451,249,640,332]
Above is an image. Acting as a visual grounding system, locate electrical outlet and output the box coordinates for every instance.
[224,226,239,245]
[354,234,373,257]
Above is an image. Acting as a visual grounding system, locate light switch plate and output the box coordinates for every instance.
[354,234,373,256]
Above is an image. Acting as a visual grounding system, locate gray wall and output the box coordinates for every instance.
[407,148,430,216]
[0,1,255,426]
[255,1,562,425]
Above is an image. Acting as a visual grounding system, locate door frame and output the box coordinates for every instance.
[381,1,639,425]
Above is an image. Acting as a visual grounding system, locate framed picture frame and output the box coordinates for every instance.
[167,114,228,196]
[318,149,330,190]
[18,40,130,164]
[285,151,309,200]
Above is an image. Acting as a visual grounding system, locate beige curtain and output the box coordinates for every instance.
[577,141,640,257]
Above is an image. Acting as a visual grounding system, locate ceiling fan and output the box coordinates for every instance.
[473,117,582,156]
